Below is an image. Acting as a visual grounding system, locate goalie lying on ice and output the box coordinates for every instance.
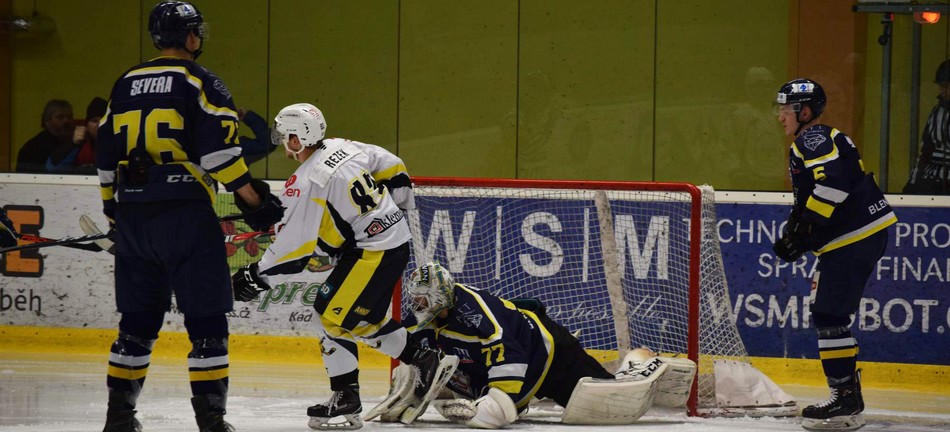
[366,262,697,428]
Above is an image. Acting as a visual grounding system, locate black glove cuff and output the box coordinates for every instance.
[234,178,270,214]
[237,179,285,231]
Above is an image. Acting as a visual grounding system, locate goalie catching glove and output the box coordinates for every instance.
[433,387,518,429]
[234,178,285,231]
[232,262,271,301]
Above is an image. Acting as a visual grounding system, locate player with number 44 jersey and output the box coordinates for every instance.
[230,103,458,430]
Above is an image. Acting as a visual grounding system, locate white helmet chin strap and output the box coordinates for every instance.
[282,135,309,160]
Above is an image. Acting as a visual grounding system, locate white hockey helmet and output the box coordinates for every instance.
[406,262,455,327]
[274,103,327,155]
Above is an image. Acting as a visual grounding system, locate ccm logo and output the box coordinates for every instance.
[167,174,196,182]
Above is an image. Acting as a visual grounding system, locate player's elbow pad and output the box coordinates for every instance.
[464,387,518,429]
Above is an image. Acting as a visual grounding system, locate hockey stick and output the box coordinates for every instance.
[81,214,273,246]
[79,214,116,254]
[0,232,113,254]
[0,208,106,254]
[224,229,274,242]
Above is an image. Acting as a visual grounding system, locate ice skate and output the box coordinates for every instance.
[364,364,417,421]
[398,347,459,424]
[191,395,235,432]
[801,373,864,432]
[307,384,363,430]
[103,391,142,432]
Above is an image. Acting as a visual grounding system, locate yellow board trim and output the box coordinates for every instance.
[3,325,947,394]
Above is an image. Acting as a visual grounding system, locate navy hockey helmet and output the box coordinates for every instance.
[776,78,827,117]
[935,59,950,84]
[149,1,205,56]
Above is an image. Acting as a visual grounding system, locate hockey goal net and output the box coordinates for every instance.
[397,176,795,417]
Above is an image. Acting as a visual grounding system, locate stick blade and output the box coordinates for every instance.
[79,214,115,254]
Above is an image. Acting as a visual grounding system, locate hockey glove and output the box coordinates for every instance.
[235,178,285,231]
[784,209,812,240]
[773,235,806,263]
[232,262,271,301]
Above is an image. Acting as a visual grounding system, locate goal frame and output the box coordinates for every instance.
[392,176,705,415]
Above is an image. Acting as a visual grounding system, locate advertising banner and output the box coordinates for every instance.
[1,179,947,366]
[717,203,949,366]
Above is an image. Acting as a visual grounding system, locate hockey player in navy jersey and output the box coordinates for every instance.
[365,262,696,429]
[773,79,897,432]
[97,2,284,431]
[230,103,458,430]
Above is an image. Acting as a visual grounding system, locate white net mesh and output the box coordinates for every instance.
[401,179,751,412]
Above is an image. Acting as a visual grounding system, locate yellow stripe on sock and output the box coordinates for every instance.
[189,368,229,382]
[108,365,148,381]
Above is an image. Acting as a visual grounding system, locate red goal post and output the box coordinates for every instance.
[392,176,794,417]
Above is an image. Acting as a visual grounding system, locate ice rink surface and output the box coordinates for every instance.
[1,352,947,432]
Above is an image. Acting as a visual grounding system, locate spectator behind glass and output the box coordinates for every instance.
[904,59,950,195]
[68,97,108,175]
[15,99,76,174]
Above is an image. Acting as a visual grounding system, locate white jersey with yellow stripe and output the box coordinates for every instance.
[257,138,412,280]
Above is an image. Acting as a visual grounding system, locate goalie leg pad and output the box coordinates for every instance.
[563,362,668,425]
[617,350,697,408]
[653,357,697,408]
[363,364,417,422]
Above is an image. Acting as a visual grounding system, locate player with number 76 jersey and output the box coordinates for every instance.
[232,103,459,431]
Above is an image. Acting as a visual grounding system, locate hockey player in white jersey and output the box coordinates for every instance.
[230,103,458,430]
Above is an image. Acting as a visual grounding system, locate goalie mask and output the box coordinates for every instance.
[407,262,455,327]
[274,103,327,156]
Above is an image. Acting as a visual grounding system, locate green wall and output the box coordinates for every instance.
[7,0,948,192]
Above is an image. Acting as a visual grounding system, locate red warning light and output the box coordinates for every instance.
[914,11,940,24]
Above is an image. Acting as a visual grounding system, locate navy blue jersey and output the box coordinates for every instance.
[413,284,554,410]
[788,124,897,253]
[97,56,251,208]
